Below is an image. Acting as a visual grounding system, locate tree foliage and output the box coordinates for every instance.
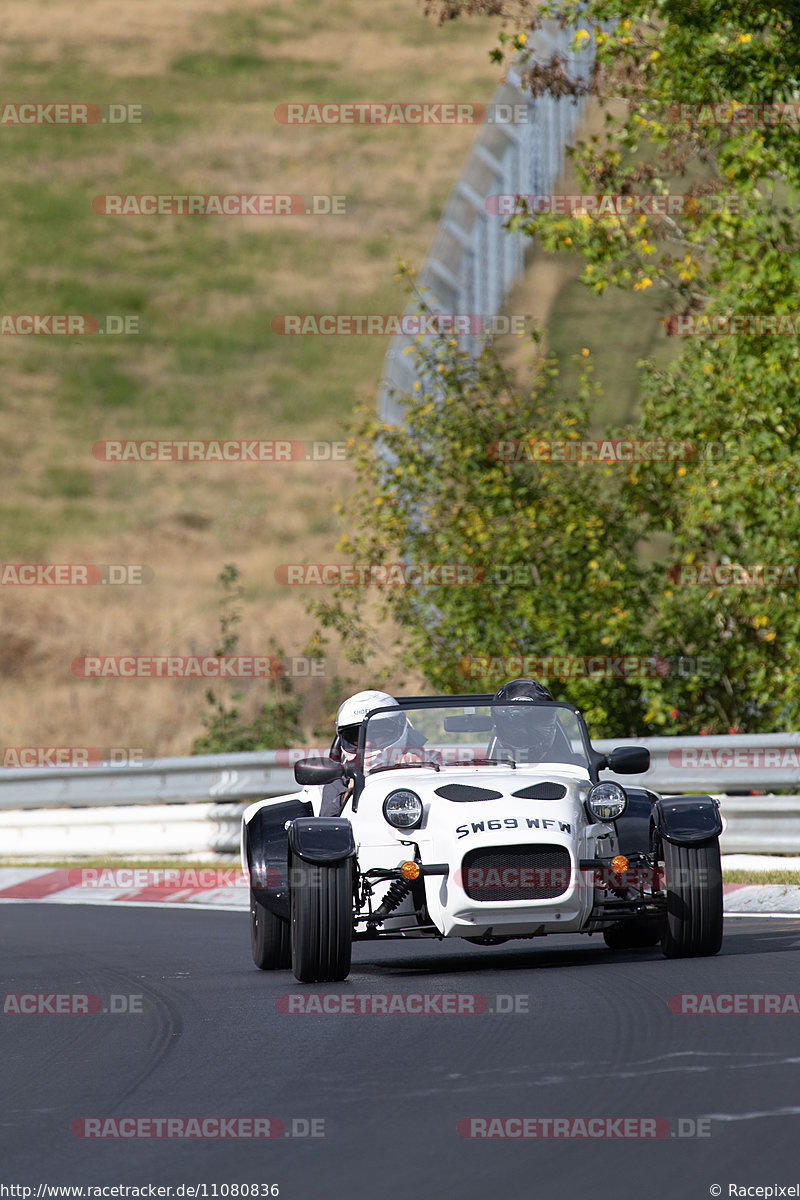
[317,1,800,734]
[191,565,304,754]
[314,327,656,734]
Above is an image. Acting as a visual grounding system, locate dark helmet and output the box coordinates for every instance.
[494,678,554,704]
[492,677,558,758]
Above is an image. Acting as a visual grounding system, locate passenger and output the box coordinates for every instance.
[490,677,578,764]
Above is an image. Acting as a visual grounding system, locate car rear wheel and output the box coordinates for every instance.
[660,837,723,959]
[250,891,291,969]
[290,856,353,983]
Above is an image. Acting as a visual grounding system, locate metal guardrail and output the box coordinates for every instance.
[1,736,800,856]
[0,751,296,811]
[0,751,296,857]
[595,734,800,854]
[378,18,595,424]
[595,733,800,794]
[2,735,798,810]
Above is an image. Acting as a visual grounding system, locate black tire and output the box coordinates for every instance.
[250,891,291,970]
[603,920,662,950]
[660,837,723,959]
[290,856,353,983]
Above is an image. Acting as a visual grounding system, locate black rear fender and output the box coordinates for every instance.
[246,799,312,920]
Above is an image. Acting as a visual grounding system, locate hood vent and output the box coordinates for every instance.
[434,784,503,803]
[511,782,567,800]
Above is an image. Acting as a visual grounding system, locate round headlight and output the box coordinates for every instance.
[586,781,627,822]
[383,789,423,830]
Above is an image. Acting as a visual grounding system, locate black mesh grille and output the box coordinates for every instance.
[434,784,503,803]
[511,782,567,800]
[461,844,572,901]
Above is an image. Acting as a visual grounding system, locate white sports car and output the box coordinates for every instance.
[241,694,723,982]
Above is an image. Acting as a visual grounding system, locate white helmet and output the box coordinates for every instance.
[336,690,408,762]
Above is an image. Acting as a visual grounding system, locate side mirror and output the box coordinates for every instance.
[604,746,650,775]
[294,757,343,786]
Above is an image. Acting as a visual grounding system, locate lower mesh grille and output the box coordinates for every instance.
[461,844,572,901]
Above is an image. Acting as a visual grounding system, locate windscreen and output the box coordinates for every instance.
[359,701,590,774]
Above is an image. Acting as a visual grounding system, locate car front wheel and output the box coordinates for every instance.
[290,856,353,983]
[660,837,723,959]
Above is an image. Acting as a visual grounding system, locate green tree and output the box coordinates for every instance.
[383,0,800,734]
[313,324,654,734]
[191,564,304,753]
[317,1,800,734]
[501,0,800,731]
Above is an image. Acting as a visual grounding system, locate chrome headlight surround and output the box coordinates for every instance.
[586,781,627,822]
[383,789,423,830]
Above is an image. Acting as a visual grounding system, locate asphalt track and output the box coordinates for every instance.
[2,904,800,1200]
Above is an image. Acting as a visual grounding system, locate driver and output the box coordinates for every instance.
[490,677,566,764]
[319,690,423,816]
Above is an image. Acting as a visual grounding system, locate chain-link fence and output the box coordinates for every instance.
[378,19,595,423]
